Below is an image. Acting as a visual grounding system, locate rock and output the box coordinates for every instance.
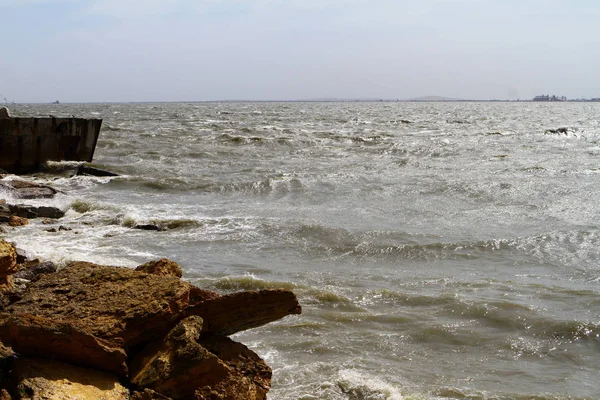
[185,289,302,336]
[135,258,182,278]
[196,335,272,400]
[36,206,65,219]
[0,389,11,400]
[0,261,220,377]
[131,389,173,400]
[134,224,163,231]
[0,180,57,199]
[130,316,228,399]
[14,260,57,282]
[14,248,29,265]
[77,165,120,177]
[0,107,9,118]
[0,313,128,377]
[130,316,271,400]
[0,241,16,277]
[12,358,129,400]
[7,204,37,219]
[7,216,28,227]
[8,204,64,219]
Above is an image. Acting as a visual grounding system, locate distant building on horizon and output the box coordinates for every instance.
[533,94,567,101]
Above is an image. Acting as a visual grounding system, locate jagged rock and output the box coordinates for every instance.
[14,260,56,282]
[185,289,302,336]
[0,261,220,377]
[36,206,65,219]
[12,358,129,400]
[196,335,272,400]
[77,165,120,177]
[0,389,11,400]
[0,179,57,199]
[131,389,173,400]
[130,316,271,400]
[130,316,228,399]
[0,241,16,277]
[135,258,182,278]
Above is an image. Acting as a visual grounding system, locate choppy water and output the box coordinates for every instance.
[5,101,600,399]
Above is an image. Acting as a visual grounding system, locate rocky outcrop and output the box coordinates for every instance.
[12,358,129,400]
[0,261,220,377]
[135,258,183,278]
[0,108,9,119]
[0,259,301,398]
[186,289,302,335]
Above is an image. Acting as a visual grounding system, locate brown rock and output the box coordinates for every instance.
[0,313,128,377]
[130,316,271,400]
[186,289,302,336]
[0,261,219,377]
[135,258,183,278]
[12,358,129,400]
[195,335,272,400]
[130,316,229,399]
[0,241,16,277]
[131,389,173,400]
[0,389,11,400]
[7,216,27,227]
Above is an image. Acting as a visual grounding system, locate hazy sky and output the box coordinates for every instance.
[1,0,598,102]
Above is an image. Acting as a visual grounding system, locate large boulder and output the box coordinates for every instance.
[0,261,220,377]
[130,316,271,400]
[12,358,129,400]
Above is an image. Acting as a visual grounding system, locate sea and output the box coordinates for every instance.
[4,101,600,399]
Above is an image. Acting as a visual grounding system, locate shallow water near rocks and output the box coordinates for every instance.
[6,101,600,399]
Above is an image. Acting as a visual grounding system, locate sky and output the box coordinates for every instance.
[0,0,598,102]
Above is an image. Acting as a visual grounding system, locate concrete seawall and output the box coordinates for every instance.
[0,117,102,174]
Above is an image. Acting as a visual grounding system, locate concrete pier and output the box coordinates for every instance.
[0,117,102,174]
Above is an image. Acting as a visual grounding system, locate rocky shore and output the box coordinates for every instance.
[0,171,302,399]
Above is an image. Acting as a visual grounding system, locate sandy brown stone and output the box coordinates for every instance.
[130,316,271,400]
[0,262,220,377]
[130,316,229,399]
[186,289,302,336]
[195,335,272,400]
[13,358,129,400]
[135,258,183,278]
[0,241,16,277]
[7,216,27,227]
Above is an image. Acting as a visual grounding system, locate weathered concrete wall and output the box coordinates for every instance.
[0,117,102,174]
